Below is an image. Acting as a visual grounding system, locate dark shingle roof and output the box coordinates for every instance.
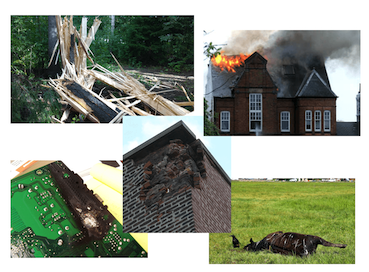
[211,63,244,98]
[295,69,337,98]
[274,56,335,99]
[336,122,359,136]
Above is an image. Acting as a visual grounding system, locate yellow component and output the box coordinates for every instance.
[90,163,123,194]
[85,178,122,223]
[84,163,148,253]
[130,233,148,252]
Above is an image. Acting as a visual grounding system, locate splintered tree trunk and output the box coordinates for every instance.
[110,15,115,35]
[47,16,61,78]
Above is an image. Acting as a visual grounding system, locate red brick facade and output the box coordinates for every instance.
[123,121,231,233]
[213,52,337,136]
[192,154,231,232]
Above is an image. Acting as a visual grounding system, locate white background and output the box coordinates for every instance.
[2,1,367,271]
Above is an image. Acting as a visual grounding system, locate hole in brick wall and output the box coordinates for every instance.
[139,139,206,214]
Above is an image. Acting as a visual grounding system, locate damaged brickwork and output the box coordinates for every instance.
[123,138,231,233]
[140,139,205,210]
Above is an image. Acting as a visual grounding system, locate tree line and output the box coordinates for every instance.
[11,15,194,78]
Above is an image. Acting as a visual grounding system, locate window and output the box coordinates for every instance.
[220,111,230,132]
[281,111,290,132]
[324,110,331,132]
[249,93,262,132]
[305,110,312,131]
[315,111,321,132]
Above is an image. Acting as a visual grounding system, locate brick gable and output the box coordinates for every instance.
[123,121,231,232]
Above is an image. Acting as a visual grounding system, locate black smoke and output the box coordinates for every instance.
[263,30,360,70]
[223,30,360,71]
[222,30,360,95]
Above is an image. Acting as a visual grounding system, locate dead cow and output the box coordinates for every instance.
[243,231,347,257]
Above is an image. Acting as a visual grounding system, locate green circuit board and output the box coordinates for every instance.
[11,161,147,258]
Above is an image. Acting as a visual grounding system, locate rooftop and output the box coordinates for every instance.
[123,120,231,184]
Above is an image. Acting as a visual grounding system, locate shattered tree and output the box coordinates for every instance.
[48,16,192,123]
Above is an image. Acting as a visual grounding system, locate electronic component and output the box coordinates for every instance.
[11,161,147,257]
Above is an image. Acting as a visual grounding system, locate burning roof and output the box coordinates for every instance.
[208,30,359,101]
[211,51,250,72]
[209,51,336,99]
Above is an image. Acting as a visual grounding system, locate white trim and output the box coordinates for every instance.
[324,110,331,132]
[281,111,290,132]
[220,111,230,132]
[305,110,312,132]
[314,110,321,132]
[249,93,262,132]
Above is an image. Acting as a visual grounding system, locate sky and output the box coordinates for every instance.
[203,30,361,122]
[123,116,232,178]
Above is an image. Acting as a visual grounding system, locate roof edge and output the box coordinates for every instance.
[123,120,196,161]
[123,120,231,185]
[199,139,231,185]
[295,69,338,98]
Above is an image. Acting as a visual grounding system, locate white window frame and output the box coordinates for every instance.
[281,111,290,132]
[220,111,230,132]
[305,110,312,132]
[249,93,262,132]
[314,110,321,132]
[324,110,331,132]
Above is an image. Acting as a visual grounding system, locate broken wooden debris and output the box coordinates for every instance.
[64,81,120,123]
[47,16,192,123]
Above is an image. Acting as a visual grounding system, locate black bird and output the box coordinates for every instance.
[230,234,240,248]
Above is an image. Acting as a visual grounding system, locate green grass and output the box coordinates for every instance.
[209,181,355,264]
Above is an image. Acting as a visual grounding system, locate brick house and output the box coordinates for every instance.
[123,121,231,233]
[208,52,338,135]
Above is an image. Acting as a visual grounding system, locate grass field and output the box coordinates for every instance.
[209,181,355,264]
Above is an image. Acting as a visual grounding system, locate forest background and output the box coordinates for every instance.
[10,15,194,122]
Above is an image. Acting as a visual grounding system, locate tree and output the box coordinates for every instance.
[204,98,219,136]
[47,16,61,78]
[109,16,194,71]
[11,16,48,77]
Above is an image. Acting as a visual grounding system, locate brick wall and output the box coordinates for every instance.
[123,159,195,233]
[214,97,234,135]
[214,94,337,135]
[215,90,279,135]
[123,140,231,233]
[260,92,278,134]
[295,98,337,135]
[277,98,296,134]
[191,154,231,232]
[233,91,249,135]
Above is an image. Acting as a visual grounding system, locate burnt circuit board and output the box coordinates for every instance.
[11,161,147,258]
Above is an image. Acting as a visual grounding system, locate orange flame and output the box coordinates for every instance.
[211,51,250,72]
